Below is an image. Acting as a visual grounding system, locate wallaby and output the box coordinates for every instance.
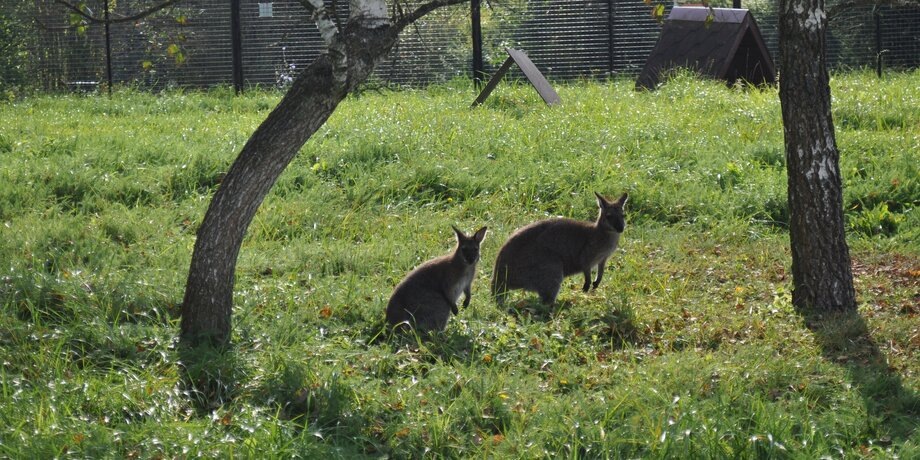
[386,226,488,332]
[492,192,628,305]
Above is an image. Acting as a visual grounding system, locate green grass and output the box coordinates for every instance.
[1,70,918,458]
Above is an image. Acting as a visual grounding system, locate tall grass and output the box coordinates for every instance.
[1,70,917,458]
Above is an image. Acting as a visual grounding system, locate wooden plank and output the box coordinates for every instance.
[506,48,561,106]
[471,55,515,107]
[471,48,561,107]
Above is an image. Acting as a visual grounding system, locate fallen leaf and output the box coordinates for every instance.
[530,337,543,351]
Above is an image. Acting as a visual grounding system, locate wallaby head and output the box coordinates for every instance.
[453,225,487,265]
[595,192,628,233]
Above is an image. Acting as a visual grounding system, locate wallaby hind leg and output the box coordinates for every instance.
[417,316,448,332]
[537,266,564,304]
[415,306,450,332]
[538,286,560,304]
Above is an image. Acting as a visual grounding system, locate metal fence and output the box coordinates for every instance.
[4,0,919,92]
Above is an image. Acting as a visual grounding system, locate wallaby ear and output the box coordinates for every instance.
[473,226,488,243]
[617,192,628,206]
[594,191,610,208]
[451,225,465,240]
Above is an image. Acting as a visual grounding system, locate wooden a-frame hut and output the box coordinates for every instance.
[636,7,776,90]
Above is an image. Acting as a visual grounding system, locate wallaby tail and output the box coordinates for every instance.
[491,259,509,306]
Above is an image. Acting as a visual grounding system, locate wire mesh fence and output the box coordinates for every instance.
[2,0,918,93]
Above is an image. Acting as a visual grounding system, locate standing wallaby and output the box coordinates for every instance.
[492,192,628,305]
[386,226,488,332]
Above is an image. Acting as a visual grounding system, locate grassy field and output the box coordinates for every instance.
[1,71,918,458]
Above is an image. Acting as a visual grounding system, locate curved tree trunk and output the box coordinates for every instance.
[180,20,399,347]
[778,0,856,312]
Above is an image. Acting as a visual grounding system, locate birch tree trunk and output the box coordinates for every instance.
[778,0,856,312]
[180,0,464,346]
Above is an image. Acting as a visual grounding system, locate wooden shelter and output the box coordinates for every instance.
[636,7,776,90]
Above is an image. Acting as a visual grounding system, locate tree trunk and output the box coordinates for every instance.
[180,21,398,347]
[778,0,856,312]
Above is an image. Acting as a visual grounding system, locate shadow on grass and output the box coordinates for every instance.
[504,298,570,322]
[504,296,644,348]
[176,342,245,412]
[800,309,920,443]
[372,319,477,365]
[175,337,385,457]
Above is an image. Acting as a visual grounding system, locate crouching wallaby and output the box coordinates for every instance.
[492,192,628,305]
[387,226,488,332]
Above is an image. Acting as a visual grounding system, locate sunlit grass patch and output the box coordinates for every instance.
[0,71,918,457]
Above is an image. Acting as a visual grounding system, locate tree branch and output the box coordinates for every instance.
[55,0,184,24]
[827,0,920,17]
[395,0,468,30]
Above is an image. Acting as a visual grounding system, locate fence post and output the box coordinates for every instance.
[471,0,484,88]
[104,0,113,96]
[875,9,883,77]
[733,0,741,8]
[607,0,615,75]
[231,0,244,93]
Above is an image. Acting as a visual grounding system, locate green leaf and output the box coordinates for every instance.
[705,7,715,28]
[653,4,666,23]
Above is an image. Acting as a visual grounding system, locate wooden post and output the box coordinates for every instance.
[606,0,616,75]
[471,0,484,88]
[104,0,113,96]
[471,55,514,107]
[231,0,244,94]
[875,10,883,78]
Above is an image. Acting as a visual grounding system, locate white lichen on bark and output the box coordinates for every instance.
[800,141,834,182]
[804,6,825,31]
[302,0,339,45]
[350,0,389,27]
[817,153,832,181]
[300,0,350,86]
[791,1,825,32]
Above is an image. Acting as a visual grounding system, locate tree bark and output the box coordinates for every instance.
[179,0,466,346]
[180,21,397,347]
[778,0,856,312]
